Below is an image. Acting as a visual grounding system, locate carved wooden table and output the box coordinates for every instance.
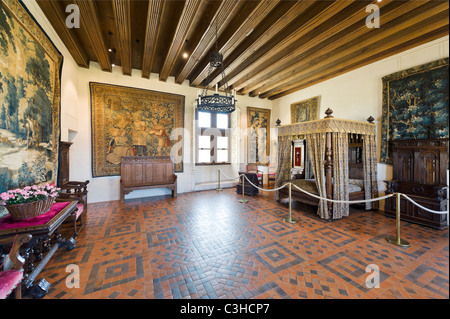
[0,201,77,298]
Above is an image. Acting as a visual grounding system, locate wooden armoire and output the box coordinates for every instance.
[384,139,448,229]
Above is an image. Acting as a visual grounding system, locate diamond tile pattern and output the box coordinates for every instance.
[35,189,448,299]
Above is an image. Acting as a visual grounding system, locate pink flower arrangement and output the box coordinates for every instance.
[0,183,60,206]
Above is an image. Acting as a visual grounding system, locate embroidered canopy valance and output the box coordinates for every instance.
[277,117,376,137]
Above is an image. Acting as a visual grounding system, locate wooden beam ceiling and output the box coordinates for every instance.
[74,0,112,72]
[141,0,165,79]
[174,0,242,85]
[38,0,449,100]
[112,0,132,75]
[36,0,89,68]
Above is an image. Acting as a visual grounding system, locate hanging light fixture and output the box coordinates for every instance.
[197,22,236,113]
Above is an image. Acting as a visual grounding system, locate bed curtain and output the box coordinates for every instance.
[363,134,379,210]
[274,135,291,201]
[305,133,328,218]
[331,132,350,219]
[275,117,378,220]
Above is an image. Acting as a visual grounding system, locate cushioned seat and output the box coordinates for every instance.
[65,203,84,237]
[0,233,32,299]
[0,269,23,299]
[74,204,83,219]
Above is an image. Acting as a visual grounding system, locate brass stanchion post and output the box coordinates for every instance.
[284,183,298,223]
[216,169,223,191]
[386,192,410,247]
[239,175,248,203]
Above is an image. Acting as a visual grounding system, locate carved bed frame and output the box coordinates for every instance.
[276,109,378,220]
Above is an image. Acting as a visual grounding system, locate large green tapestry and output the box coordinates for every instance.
[0,0,62,192]
[380,58,449,163]
[90,82,185,176]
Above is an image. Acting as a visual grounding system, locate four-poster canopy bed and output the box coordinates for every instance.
[275,109,379,220]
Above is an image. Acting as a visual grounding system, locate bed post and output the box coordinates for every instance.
[324,108,334,220]
[325,132,333,220]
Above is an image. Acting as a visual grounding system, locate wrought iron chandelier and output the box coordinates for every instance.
[197,24,236,113]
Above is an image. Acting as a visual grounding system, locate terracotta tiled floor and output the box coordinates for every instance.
[37,188,449,299]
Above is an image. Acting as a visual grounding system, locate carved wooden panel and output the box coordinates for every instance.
[384,138,448,229]
[394,150,414,182]
[417,151,439,185]
[120,156,175,187]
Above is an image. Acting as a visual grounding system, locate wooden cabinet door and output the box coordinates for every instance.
[393,149,414,182]
[415,150,440,185]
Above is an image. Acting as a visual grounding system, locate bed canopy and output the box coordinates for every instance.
[275,109,378,220]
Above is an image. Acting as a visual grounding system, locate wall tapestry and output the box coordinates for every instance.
[0,0,63,193]
[247,107,270,165]
[90,82,185,176]
[380,58,449,164]
[290,96,320,124]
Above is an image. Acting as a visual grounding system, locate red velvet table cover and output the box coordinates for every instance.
[0,202,71,231]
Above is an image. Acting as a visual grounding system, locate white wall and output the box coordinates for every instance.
[272,35,449,210]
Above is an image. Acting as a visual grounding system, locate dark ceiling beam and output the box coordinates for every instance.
[174,0,242,85]
[112,0,132,76]
[253,0,439,98]
[247,0,420,97]
[159,0,203,82]
[36,0,89,68]
[75,0,111,72]
[262,9,449,100]
[258,1,448,98]
[210,0,335,91]
[189,0,281,87]
[141,0,165,79]
[269,26,449,100]
[237,0,394,96]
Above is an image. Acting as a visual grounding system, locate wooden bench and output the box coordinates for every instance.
[120,156,177,204]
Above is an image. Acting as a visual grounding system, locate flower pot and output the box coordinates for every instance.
[5,197,55,221]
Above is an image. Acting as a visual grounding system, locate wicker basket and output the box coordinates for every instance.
[6,197,55,221]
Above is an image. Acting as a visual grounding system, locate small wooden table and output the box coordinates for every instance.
[0,201,77,298]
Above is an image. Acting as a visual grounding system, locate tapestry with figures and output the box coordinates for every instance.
[90,82,185,176]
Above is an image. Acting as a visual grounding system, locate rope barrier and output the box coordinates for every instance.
[400,194,449,215]
[218,169,241,181]
[242,174,290,192]
[218,168,448,213]
[216,169,449,248]
[290,183,395,204]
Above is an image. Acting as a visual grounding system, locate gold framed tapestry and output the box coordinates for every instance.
[0,0,63,192]
[290,96,320,124]
[247,107,271,165]
[90,82,185,176]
